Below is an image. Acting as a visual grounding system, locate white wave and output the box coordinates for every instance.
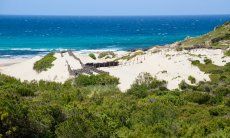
[10,48,49,51]
[0,48,68,52]
[77,47,122,54]
[0,55,11,58]
[0,47,127,57]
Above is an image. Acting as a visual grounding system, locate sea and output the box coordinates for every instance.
[0,15,230,58]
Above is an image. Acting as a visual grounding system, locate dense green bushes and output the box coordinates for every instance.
[74,74,119,86]
[0,60,230,137]
[33,53,57,72]
[183,92,212,104]
[127,73,167,98]
[191,60,200,65]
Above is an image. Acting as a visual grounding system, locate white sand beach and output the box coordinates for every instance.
[0,47,229,92]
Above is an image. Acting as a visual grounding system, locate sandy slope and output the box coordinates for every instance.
[63,52,82,70]
[101,48,229,91]
[1,53,70,82]
[0,58,27,67]
[0,48,229,92]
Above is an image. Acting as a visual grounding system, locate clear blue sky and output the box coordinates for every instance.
[1,0,230,16]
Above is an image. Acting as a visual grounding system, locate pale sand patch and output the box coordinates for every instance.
[37,53,70,82]
[73,52,105,64]
[0,58,28,67]
[188,49,230,66]
[63,52,82,70]
[100,48,215,92]
[1,53,70,83]
[73,51,128,64]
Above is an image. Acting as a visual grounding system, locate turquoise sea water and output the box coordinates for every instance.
[0,15,230,58]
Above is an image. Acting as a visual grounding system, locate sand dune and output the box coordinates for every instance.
[0,48,229,91]
[1,53,69,82]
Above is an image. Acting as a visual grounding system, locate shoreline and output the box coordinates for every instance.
[0,44,169,66]
[0,46,154,58]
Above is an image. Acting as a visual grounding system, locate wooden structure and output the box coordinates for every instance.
[66,50,109,76]
[85,61,119,68]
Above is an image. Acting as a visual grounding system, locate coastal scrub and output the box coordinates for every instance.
[33,53,57,72]
[98,51,116,59]
[89,53,96,60]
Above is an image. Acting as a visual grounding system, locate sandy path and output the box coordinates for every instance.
[63,53,82,70]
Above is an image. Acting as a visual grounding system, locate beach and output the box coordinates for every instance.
[1,46,229,92]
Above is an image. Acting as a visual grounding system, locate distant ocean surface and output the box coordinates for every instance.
[0,15,230,58]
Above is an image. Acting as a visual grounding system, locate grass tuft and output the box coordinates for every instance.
[33,53,57,73]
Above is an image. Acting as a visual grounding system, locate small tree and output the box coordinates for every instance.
[89,53,96,60]
[204,58,212,64]
[188,76,196,84]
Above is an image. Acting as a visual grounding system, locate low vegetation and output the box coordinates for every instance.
[188,75,196,84]
[204,58,212,64]
[191,59,230,83]
[89,53,96,60]
[33,53,57,72]
[224,49,230,57]
[181,21,230,48]
[98,51,115,59]
[1,22,230,137]
[115,50,144,61]
[74,74,119,87]
[1,57,229,137]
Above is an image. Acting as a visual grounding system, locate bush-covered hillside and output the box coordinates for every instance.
[0,58,230,137]
[181,22,230,48]
[33,53,57,72]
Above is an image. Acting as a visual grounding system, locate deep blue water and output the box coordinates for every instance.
[0,15,230,58]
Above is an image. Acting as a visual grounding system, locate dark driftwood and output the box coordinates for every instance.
[85,62,119,68]
[66,50,109,76]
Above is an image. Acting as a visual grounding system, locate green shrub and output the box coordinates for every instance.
[213,86,230,96]
[204,58,212,64]
[208,69,224,74]
[225,99,230,107]
[179,80,191,90]
[127,73,167,98]
[98,51,115,59]
[191,60,200,65]
[209,106,229,116]
[176,47,183,51]
[134,72,167,90]
[115,50,144,61]
[183,92,212,104]
[224,49,230,57]
[15,85,35,96]
[33,53,57,72]
[127,84,148,98]
[209,95,223,105]
[188,76,196,84]
[74,74,119,86]
[89,53,96,60]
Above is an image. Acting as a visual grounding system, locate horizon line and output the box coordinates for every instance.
[0,14,230,17]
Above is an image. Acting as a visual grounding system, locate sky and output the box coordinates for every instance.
[1,0,230,16]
